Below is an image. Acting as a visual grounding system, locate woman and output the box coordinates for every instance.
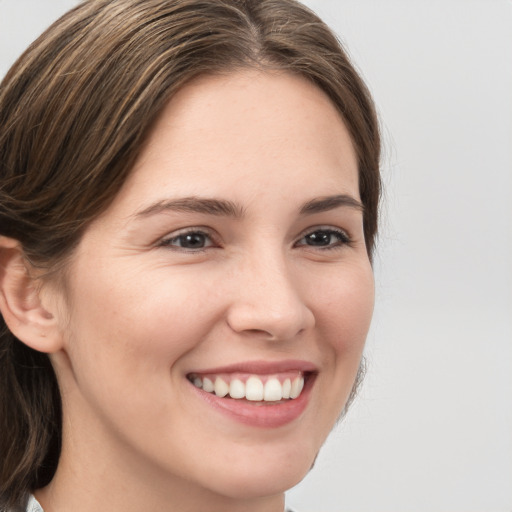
[0,1,380,511]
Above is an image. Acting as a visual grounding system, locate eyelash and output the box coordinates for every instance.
[158,226,352,252]
[295,227,352,250]
[158,227,218,251]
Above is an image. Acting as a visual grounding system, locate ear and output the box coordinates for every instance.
[0,236,63,353]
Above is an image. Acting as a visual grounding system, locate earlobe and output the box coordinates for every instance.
[0,236,63,353]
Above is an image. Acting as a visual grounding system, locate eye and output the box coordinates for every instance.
[295,228,351,249]
[159,229,216,250]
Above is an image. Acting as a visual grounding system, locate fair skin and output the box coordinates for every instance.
[1,70,374,512]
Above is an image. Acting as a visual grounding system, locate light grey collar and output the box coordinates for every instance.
[26,495,44,512]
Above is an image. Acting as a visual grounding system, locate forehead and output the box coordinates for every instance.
[106,70,359,218]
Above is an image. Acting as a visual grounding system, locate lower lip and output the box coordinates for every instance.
[188,376,314,428]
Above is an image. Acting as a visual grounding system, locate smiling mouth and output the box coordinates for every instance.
[186,372,308,403]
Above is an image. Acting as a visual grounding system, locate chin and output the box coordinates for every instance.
[200,440,318,500]
[210,467,310,500]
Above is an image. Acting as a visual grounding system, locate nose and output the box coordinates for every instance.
[225,252,315,341]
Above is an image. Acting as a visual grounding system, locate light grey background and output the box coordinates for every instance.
[1,1,511,511]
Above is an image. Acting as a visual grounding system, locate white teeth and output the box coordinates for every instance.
[282,378,291,399]
[264,377,283,401]
[214,376,229,397]
[245,376,264,401]
[202,377,214,393]
[229,378,245,399]
[290,376,304,399]
[190,374,306,401]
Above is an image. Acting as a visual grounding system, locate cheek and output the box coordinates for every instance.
[311,264,373,425]
[57,268,220,435]
[64,266,222,374]
[309,261,374,352]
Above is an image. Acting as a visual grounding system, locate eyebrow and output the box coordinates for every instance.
[134,196,245,219]
[133,193,363,220]
[299,194,364,215]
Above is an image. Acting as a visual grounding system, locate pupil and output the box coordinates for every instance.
[307,231,330,246]
[181,233,205,248]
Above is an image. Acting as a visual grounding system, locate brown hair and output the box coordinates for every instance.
[0,0,380,508]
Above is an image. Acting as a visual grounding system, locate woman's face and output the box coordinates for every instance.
[50,70,374,501]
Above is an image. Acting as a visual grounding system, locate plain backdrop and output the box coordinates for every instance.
[1,1,511,511]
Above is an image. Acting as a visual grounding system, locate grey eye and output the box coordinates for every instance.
[298,229,350,248]
[175,233,208,248]
[162,231,214,249]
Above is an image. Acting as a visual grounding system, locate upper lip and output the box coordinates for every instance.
[187,359,318,376]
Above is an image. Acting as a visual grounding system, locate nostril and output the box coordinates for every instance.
[245,328,273,337]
